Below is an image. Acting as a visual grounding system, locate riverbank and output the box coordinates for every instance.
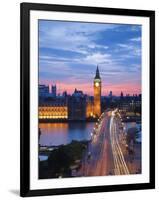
[39,118,97,123]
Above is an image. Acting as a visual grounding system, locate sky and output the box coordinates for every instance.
[39,20,141,96]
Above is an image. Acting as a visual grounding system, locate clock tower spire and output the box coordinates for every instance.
[95,65,100,79]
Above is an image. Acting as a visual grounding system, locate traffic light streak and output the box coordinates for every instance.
[110,112,129,175]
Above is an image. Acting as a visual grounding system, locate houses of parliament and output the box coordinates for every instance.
[38,66,102,120]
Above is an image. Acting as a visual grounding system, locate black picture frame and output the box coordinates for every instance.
[20,2,155,197]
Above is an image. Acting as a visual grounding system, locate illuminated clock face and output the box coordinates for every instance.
[95,82,99,87]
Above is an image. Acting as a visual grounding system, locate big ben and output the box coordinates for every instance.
[94,66,101,117]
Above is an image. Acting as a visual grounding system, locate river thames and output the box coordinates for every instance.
[39,122,95,146]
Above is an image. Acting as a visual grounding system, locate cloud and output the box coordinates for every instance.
[39,20,119,57]
[130,37,141,42]
[80,52,112,65]
[116,42,141,57]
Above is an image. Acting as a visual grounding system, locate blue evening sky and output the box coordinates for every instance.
[39,20,141,95]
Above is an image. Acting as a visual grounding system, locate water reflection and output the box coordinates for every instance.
[39,122,94,146]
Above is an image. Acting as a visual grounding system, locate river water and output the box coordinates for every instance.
[39,122,94,146]
[39,121,141,147]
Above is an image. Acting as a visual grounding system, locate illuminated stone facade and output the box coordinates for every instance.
[86,97,94,118]
[39,105,68,119]
[93,66,101,117]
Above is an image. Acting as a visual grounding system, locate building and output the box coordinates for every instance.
[39,105,68,119]
[51,85,56,97]
[120,91,124,100]
[93,66,101,117]
[39,97,68,120]
[101,96,107,113]
[39,85,49,97]
[109,91,113,98]
[119,94,141,113]
[62,91,67,97]
[68,89,86,120]
[86,96,94,118]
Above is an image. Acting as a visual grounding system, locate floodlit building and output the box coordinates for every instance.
[86,96,94,118]
[39,105,68,119]
[39,97,68,120]
[93,66,101,117]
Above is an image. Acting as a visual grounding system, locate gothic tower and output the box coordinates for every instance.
[94,66,101,117]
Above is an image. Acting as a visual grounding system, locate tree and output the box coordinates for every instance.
[48,147,73,177]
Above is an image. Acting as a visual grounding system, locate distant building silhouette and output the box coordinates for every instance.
[109,91,113,98]
[39,85,49,97]
[51,85,56,97]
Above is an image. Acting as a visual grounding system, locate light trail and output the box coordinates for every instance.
[80,111,121,177]
[114,122,129,174]
[110,111,129,175]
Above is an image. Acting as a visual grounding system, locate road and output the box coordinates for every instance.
[79,110,129,176]
[110,111,129,175]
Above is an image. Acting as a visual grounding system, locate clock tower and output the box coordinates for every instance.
[94,66,101,117]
